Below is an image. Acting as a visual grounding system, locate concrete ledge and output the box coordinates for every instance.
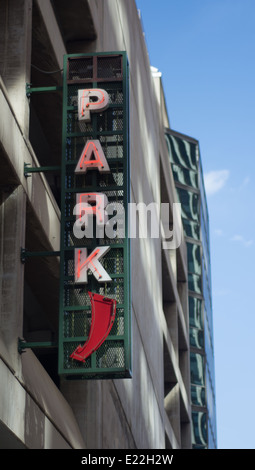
[0,353,85,448]
[161,311,191,427]
[35,0,66,69]
[21,351,85,448]
[0,78,60,253]
[164,409,180,449]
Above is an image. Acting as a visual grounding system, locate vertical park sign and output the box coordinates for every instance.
[58,53,132,379]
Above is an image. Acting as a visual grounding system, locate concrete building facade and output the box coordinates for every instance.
[0,0,214,449]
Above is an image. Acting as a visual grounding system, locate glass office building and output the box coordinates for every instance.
[165,129,217,448]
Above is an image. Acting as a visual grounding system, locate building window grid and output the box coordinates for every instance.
[165,130,217,449]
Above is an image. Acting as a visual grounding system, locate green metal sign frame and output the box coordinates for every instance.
[58,52,132,379]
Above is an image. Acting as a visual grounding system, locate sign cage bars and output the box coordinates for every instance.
[58,52,132,379]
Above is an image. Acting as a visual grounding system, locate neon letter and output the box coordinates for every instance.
[73,193,109,239]
[75,246,112,283]
[75,192,109,224]
[75,140,110,174]
[78,89,110,122]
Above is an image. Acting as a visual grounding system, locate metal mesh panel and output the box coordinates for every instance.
[111,308,125,335]
[63,310,91,338]
[63,342,92,369]
[98,279,125,304]
[96,340,125,368]
[67,111,93,134]
[64,221,93,248]
[64,284,92,307]
[67,57,93,81]
[100,135,124,159]
[65,109,124,134]
[67,55,123,82]
[97,56,122,79]
[97,108,124,133]
[101,82,124,104]
[100,248,124,274]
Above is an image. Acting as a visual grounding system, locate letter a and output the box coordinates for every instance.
[75,140,110,174]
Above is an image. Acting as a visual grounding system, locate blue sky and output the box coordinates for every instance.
[136,0,255,449]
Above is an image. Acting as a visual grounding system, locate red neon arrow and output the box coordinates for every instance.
[70,292,116,363]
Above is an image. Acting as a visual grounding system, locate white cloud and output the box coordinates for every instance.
[230,234,254,247]
[238,176,250,191]
[214,228,224,236]
[241,176,250,187]
[204,170,229,196]
[213,288,231,297]
[229,176,250,193]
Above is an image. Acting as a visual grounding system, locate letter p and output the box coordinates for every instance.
[78,89,110,122]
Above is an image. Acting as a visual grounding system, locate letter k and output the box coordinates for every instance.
[75,246,112,283]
